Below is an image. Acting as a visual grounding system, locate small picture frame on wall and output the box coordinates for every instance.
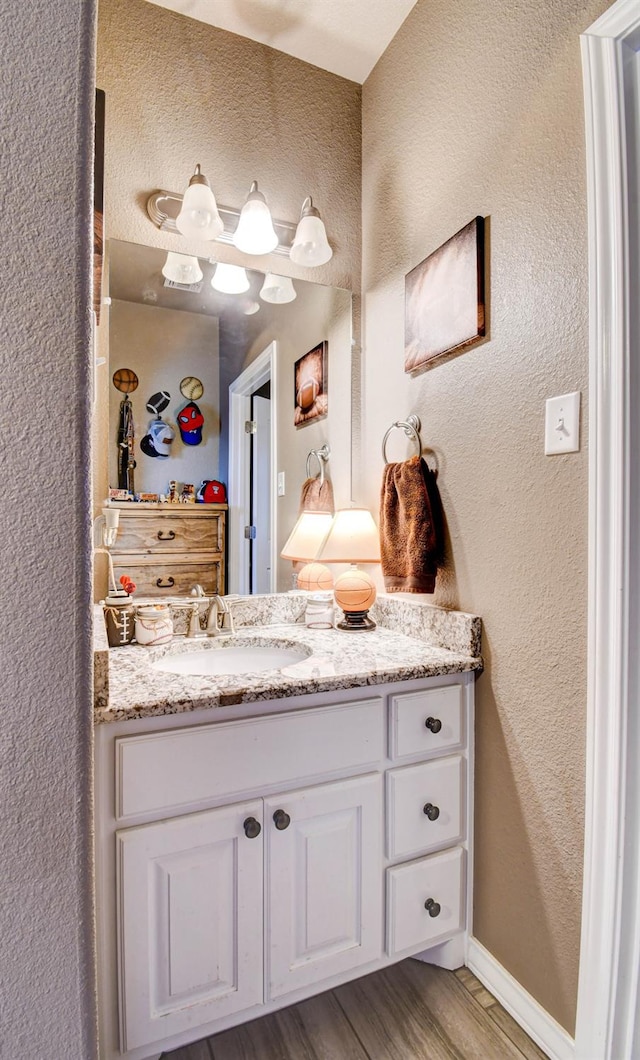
[294,341,328,427]
[404,216,485,373]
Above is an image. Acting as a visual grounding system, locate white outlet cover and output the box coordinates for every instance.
[277,471,286,496]
[545,391,581,454]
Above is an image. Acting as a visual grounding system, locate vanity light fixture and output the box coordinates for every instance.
[175,164,224,242]
[210,262,250,294]
[316,507,381,631]
[240,298,260,315]
[161,252,203,285]
[290,197,333,267]
[260,273,296,304]
[232,181,279,256]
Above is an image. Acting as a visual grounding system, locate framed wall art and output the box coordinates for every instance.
[294,341,328,427]
[404,215,485,373]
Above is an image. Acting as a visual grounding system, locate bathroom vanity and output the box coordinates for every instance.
[94,598,482,1060]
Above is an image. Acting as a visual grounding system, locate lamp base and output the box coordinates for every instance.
[336,609,377,632]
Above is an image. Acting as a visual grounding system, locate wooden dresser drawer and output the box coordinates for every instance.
[115,698,385,820]
[112,555,222,596]
[114,509,224,554]
[386,755,463,860]
[389,684,463,760]
[387,847,464,956]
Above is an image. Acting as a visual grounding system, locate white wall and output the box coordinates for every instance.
[0,1,98,1056]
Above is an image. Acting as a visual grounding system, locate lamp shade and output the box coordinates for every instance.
[211,263,250,294]
[232,181,278,255]
[280,510,334,561]
[162,252,203,285]
[260,273,296,304]
[290,197,333,267]
[176,165,224,242]
[316,508,381,564]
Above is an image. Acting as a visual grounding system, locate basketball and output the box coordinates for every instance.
[297,562,333,592]
[180,376,204,400]
[112,368,139,393]
[334,569,377,612]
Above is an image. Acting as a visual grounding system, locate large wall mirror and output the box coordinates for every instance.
[103,239,352,595]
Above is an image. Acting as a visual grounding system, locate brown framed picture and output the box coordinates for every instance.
[294,341,328,427]
[94,89,105,325]
[404,216,485,372]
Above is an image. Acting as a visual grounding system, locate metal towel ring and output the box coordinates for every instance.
[381,415,422,464]
[306,443,330,486]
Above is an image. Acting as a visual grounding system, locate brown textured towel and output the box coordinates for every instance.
[379,455,444,593]
[298,476,335,515]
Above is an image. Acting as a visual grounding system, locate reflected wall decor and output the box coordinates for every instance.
[404,216,485,372]
[294,341,328,427]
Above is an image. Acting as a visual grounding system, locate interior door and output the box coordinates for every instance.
[117,801,263,1052]
[251,391,272,593]
[265,774,383,999]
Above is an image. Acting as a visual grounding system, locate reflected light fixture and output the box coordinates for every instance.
[240,298,260,316]
[316,508,381,631]
[281,511,334,591]
[232,181,279,255]
[162,252,203,285]
[260,273,296,304]
[176,164,224,241]
[211,263,250,294]
[290,197,333,266]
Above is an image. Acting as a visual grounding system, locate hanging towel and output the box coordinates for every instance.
[379,455,444,593]
[298,475,335,515]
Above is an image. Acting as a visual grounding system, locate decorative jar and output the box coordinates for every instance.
[134,604,173,646]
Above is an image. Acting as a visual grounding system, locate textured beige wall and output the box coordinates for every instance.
[0,1,98,1056]
[360,0,609,1033]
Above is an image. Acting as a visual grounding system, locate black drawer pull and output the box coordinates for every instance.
[425,716,442,733]
[424,898,441,917]
[273,809,291,830]
[157,530,176,541]
[243,817,261,839]
[155,577,175,588]
[423,802,440,821]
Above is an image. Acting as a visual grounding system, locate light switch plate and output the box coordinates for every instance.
[277,471,285,496]
[545,391,581,454]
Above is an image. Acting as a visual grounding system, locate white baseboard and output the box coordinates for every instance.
[467,937,575,1060]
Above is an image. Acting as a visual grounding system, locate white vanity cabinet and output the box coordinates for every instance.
[95,672,474,1060]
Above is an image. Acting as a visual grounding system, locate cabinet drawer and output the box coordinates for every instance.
[112,555,222,597]
[114,510,224,554]
[389,684,463,760]
[387,847,464,956]
[116,698,385,820]
[387,755,463,860]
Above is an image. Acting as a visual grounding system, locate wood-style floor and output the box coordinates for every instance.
[163,961,549,1060]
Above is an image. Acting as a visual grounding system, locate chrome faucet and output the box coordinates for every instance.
[206,595,235,636]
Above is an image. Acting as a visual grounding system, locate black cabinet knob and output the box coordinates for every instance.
[155,577,175,588]
[243,816,261,839]
[273,809,291,830]
[425,716,442,733]
[423,802,440,821]
[424,898,441,917]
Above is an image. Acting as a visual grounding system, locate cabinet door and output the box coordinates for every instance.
[117,801,263,1052]
[266,774,383,999]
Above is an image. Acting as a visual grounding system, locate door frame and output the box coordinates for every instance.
[576,3,640,1056]
[228,342,277,595]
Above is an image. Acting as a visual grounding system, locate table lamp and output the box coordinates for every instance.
[316,507,381,631]
[280,510,334,591]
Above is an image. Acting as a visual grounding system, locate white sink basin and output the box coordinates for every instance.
[151,644,309,677]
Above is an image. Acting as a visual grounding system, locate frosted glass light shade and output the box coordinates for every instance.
[317,508,381,564]
[162,252,203,285]
[260,273,296,304]
[176,165,224,242]
[281,510,334,561]
[232,182,278,255]
[211,263,250,294]
[290,199,332,266]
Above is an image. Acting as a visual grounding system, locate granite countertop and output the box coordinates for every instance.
[94,595,482,724]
